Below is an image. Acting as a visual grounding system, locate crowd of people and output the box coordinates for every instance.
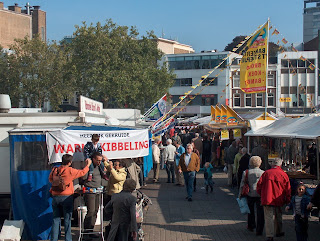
[48,129,320,241]
[152,128,320,241]
[49,134,143,241]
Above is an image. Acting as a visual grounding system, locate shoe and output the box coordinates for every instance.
[166,181,171,183]
[175,183,180,186]
[256,232,262,236]
[247,226,254,232]
[266,238,274,241]
[87,174,93,182]
[185,196,189,199]
[188,198,192,202]
[276,232,285,237]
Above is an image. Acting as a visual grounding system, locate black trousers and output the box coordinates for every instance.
[166,162,175,182]
[247,196,264,234]
[295,215,308,241]
[84,193,101,230]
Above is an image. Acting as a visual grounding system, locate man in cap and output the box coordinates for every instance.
[257,158,291,241]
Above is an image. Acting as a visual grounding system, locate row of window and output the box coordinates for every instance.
[281,59,315,68]
[233,93,275,107]
[173,77,218,87]
[168,55,227,70]
[233,75,276,88]
[171,95,217,106]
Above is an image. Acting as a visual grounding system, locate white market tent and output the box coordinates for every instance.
[245,114,320,139]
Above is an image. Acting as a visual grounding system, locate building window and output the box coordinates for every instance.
[245,94,252,107]
[268,93,274,106]
[174,78,192,86]
[281,59,289,68]
[256,93,263,107]
[233,93,241,107]
[233,75,240,88]
[268,74,275,87]
[62,96,69,104]
[201,77,218,86]
[41,27,45,41]
[201,95,217,106]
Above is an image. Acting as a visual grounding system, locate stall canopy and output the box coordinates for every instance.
[245,114,320,139]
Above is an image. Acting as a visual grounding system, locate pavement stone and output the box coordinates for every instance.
[140,169,320,241]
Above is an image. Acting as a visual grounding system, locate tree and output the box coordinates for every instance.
[6,36,74,110]
[224,36,246,53]
[66,19,175,110]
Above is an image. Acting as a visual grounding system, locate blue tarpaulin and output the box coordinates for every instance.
[9,125,153,240]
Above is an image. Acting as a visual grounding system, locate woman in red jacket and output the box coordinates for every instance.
[49,154,91,241]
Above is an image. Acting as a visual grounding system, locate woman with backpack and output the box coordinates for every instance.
[49,154,91,241]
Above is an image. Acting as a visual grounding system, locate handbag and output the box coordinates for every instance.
[236,197,250,214]
[241,169,249,197]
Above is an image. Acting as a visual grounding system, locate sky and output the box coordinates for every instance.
[9,0,304,52]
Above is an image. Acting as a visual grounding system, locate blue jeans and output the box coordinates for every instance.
[183,171,195,198]
[51,195,73,241]
[295,215,308,241]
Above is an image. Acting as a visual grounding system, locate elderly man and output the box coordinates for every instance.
[178,143,200,202]
[164,139,176,183]
[152,138,161,183]
[225,140,238,186]
[174,141,185,186]
[257,158,291,241]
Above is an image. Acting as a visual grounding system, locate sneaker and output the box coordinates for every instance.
[188,198,192,202]
[276,232,285,237]
[87,174,93,182]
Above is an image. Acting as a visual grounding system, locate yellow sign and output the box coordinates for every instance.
[279,97,291,102]
[240,21,268,93]
[215,105,221,123]
[221,130,229,140]
[233,129,241,139]
[226,105,239,126]
[221,105,227,123]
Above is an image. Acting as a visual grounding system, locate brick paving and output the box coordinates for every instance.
[141,169,320,241]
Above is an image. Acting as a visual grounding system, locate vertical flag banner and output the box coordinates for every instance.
[221,105,227,123]
[143,94,167,120]
[240,21,269,93]
[211,105,216,122]
[215,105,221,123]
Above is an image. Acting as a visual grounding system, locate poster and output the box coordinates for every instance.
[240,21,268,93]
[221,130,229,140]
[233,129,242,139]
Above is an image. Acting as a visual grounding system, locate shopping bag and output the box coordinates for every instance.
[236,197,250,214]
[223,165,228,174]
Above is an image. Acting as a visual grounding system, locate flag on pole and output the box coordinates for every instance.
[143,94,167,120]
[272,29,279,35]
[240,21,269,93]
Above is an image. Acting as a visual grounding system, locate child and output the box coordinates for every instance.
[285,183,311,241]
[83,134,107,181]
[203,162,214,194]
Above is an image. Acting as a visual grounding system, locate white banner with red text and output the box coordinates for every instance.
[46,129,149,163]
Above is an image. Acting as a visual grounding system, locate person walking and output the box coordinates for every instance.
[257,158,291,241]
[192,133,203,166]
[49,154,91,241]
[178,144,200,202]
[239,156,264,236]
[251,142,269,170]
[104,179,138,241]
[152,138,161,183]
[237,147,250,189]
[164,139,176,183]
[174,141,185,186]
[202,135,212,166]
[225,140,238,186]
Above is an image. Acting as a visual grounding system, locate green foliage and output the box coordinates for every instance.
[67,19,175,110]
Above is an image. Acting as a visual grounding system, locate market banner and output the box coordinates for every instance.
[46,129,149,163]
[211,105,216,121]
[240,21,268,93]
[215,105,221,123]
[221,105,227,123]
[151,116,175,137]
[226,105,241,126]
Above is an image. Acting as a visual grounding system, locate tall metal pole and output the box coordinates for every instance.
[265,18,270,119]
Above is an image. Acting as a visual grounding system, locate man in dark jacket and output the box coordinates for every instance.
[237,147,250,188]
[105,179,137,241]
[225,140,238,186]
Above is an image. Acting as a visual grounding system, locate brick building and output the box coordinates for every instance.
[0,2,46,49]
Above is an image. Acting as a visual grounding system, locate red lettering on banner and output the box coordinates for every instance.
[81,144,85,150]
[118,142,123,151]
[74,144,81,152]
[106,143,111,151]
[124,142,129,150]
[112,143,117,151]
[139,142,144,149]
[144,140,149,148]
[66,144,74,153]
[130,142,134,150]
[135,142,138,150]
[54,144,65,153]
[101,143,106,151]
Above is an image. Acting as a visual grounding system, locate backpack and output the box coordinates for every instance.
[51,167,69,192]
